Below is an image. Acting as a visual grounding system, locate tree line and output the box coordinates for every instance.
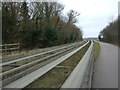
[2,2,83,49]
[98,16,119,46]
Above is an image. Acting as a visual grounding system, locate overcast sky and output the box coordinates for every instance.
[59,0,119,38]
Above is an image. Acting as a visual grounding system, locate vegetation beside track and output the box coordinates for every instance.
[93,41,100,59]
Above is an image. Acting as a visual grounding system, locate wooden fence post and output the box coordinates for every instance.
[0,43,20,55]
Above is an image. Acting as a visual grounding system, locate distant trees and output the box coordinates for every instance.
[2,2,83,49]
[98,16,119,46]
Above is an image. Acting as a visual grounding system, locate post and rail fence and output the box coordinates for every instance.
[0,43,20,55]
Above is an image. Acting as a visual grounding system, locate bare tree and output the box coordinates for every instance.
[67,10,80,24]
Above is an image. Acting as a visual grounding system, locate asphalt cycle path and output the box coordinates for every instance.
[92,42,118,88]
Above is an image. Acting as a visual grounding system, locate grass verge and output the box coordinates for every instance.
[24,41,91,88]
[93,41,100,59]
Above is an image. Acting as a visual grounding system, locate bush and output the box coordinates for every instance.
[43,25,59,47]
